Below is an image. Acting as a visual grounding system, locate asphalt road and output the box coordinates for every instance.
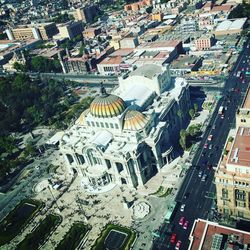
[152,36,250,250]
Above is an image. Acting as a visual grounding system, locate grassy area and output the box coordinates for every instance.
[159,188,173,197]
[16,214,61,250]
[92,224,136,250]
[0,199,43,246]
[55,222,89,250]
[150,186,164,196]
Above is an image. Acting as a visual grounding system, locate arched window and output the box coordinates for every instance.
[86,149,102,166]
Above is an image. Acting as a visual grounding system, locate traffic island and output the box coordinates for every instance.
[16,213,61,250]
[0,199,43,246]
[91,224,136,250]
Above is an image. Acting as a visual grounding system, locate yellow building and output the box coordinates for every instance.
[215,126,250,220]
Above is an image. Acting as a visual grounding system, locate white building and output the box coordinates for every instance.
[60,64,191,191]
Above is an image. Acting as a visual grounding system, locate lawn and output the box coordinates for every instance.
[92,224,136,250]
[16,214,61,250]
[0,199,42,246]
[55,222,89,250]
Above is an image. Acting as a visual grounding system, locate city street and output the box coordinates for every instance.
[152,36,250,250]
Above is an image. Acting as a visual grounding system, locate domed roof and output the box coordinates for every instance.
[90,94,126,118]
[76,109,90,125]
[123,110,149,131]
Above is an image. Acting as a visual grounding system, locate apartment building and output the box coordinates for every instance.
[215,126,250,220]
[6,23,58,41]
[195,35,215,50]
[73,5,99,23]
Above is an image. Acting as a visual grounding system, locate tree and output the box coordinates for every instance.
[13,62,27,72]
[179,129,187,150]
[177,110,183,119]
[189,109,195,120]
[194,103,198,114]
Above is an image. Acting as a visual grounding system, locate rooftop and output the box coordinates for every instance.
[228,127,250,167]
[189,219,250,250]
[99,56,123,65]
[242,88,250,110]
[130,64,163,79]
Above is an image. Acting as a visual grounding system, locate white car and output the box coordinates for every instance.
[180,204,186,212]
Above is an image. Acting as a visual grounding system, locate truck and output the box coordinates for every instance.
[218,106,224,115]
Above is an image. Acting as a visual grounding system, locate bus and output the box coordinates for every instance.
[218,106,224,115]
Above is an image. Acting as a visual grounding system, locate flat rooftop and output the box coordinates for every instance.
[171,55,199,69]
[228,127,250,167]
[189,219,250,250]
[242,88,250,109]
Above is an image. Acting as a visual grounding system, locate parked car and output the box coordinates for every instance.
[175,240,182,250]
[170,233,177,244]
[179,216,185,226]
[183,221,189,230]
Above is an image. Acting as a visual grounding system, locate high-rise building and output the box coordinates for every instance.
[73,5,99,23]
[236,87,250,128]
[57,21,84,40]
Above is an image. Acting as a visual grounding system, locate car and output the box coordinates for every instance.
[207,163,212,170]
[204,143,208,149]
[184,192,189,199]
[183,221,189,230]
[175,240,182,250]
[209,144,213,150]
[212,124,216,129]
[208,135,213,141]
[170,233,177,244]
[179,216,185,226]
[201,174,207,182]
[198,170,203,177]
[221,114,224,119]
[180,204,185,212]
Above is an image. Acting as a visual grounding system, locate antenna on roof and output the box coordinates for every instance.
[100,81,108,97]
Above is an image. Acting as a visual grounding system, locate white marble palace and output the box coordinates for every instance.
[60,64,191,191]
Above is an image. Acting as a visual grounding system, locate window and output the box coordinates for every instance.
[115,124,119,129]
[105,122,109,128]
[235,189,246,201]
[91,121,95,126]
[110,123,114,128]
[222,188,228,199]
[96,122,100,127]
[87,121,91,126]
[100,122,104,128]
[116,162,124,173]
[105,159,112,169]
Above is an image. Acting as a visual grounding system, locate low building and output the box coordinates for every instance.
[64,57,93,73]
[170,55,202,76]
[215,126,250,220]
[195,35,215,50]
[181,18,198,33]
[214,18,247,36]
[189,219,250,250]
[236,87,250,128]
[57,21,84,40]
[83,27,102,39]
[151,13,164,22]
[124,0,152,11]
[5,22,58,41]
[60,64,191,191]
[120,37,139,49]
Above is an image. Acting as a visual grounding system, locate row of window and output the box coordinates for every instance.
[87,121,119,129]
[219,179,250,187]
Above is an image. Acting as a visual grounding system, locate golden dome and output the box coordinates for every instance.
[90,94,126,118]
[123,110,149,131]
[76,109,90,125]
